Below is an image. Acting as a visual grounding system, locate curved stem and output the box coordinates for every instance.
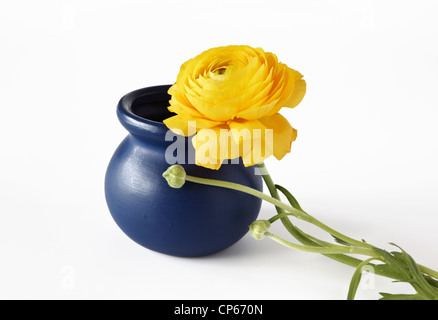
[418,264,438,281]
[269,212,357,248]
[256,163,438,283]
[185,175,306,217]
[265,232,376,256]
[255,163,409,281]
[258,165,321,248]
[183,164,438,284]
[185,174,373,249]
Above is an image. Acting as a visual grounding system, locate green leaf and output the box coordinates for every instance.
[347,269,363,300]
[347,258,378,300]
[424,275,438,289]
[373,248,411,281]
[388,244,438,300]
[333,236,354,247]
[275,184,305,212]
[379,293,426,300]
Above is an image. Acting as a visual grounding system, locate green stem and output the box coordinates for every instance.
[255,163,408,281]
[271,214,346,248]
[185,174,373,249]
[185,175,306,218]
[258,166,318,247]
[256,162,438,284]
[183,164,438,285]
[264,232,375,256]
[418,264,438,281]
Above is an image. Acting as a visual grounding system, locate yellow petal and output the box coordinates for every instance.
[233,64,287,119]
[258,113,297,160]
[233,98,279,121]
[168,85,206,119]
[192,125,239,170]
[163,115,194,136]
[273,64,296,110]
[168,101,203,119]
[228,119,265,145]
[285,73,306,109]
[212,78,271,120]
[228,119,273,166]
[163,115,221,136]
[184,91,216,119]
[264,67,306,116]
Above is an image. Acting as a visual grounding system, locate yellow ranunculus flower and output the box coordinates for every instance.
[164,45,306,170]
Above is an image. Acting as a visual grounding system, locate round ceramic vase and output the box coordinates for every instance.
[105,85,263,257]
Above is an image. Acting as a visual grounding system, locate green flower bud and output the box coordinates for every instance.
[162,165,187,188]
[249,220,271,240]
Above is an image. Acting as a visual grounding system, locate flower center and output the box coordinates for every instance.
[209,66,230,81]
[215,67,227,75]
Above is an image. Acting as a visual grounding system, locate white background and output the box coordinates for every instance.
[1,0,437,300]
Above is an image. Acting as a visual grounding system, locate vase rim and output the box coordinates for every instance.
[117,85,173,139]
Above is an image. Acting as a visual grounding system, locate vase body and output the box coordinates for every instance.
[105,85,263,257]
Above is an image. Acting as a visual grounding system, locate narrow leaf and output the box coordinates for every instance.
[275,184,305,212]
[424,275,438,289]
[333,236,354,247]
[347,258,378,300]
[373,247,411,281]
[389,244,438,300]
[379,293,425,300]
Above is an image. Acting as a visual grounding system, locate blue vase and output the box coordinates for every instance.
[105,85,263,257]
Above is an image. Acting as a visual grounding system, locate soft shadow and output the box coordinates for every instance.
[192,234,291,262]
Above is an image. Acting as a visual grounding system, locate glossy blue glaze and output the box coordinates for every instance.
[105,85,263,257]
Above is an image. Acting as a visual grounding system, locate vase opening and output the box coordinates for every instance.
[131,92,175,123]
[117,85,176,138]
